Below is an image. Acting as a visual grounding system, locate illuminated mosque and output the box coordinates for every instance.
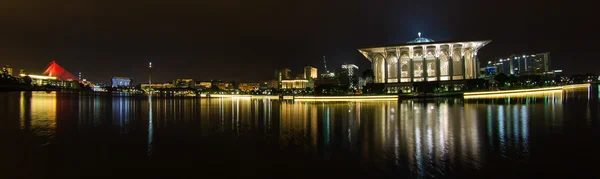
[358,33,490,93]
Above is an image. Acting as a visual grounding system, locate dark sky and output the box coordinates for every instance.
[0,0,595,83]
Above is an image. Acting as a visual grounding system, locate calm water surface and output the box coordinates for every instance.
[1,87,599,178]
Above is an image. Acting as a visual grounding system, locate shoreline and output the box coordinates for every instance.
[2,83,592,101]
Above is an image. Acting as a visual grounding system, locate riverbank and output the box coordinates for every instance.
[463,84,590,99]
[3,83,592,101]
[202,84,591,100]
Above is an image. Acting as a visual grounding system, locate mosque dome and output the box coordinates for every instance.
[407,32,434,44]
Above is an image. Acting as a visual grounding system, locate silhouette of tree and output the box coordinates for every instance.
[494,73,509,86]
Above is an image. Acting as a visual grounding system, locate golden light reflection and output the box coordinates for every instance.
[20,92,57,136]
[464,87,563,96]
[136,97,540,176]
[464,84,590,99]
[464,90,563,99]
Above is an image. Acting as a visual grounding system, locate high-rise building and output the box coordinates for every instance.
[274,68,291,81]
[111,77,132,87]
[341,64,358,77]
[341,64,359,88]
[335,68,350,86]
[303,66,318,79]
[487,52,551,76]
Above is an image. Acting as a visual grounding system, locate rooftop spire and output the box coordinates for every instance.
[418,32,421,37]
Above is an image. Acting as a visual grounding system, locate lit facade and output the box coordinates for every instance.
[488,52,551,76]
[281,79,312,89]
[238,82,260,91]
[303,66,318,79]
[341,64,359,88]
[358,34,490,83]
[19,74,57,86]
[111,77,132,87]
[341,64,358,77]
[173,79,194,88]
[215,82,234,90]
[141,82,173,89]
[195,81,212,89]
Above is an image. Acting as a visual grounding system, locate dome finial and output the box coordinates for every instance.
[418,32,421,37]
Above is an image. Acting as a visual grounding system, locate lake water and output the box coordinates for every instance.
[1,87,599,178]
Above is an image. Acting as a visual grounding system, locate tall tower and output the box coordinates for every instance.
[148,62,152,86]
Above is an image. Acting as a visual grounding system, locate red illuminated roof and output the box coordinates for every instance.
[42,61,76,81]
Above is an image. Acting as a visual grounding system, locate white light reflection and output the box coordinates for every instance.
[521,105,529,157]
[426,104,434,171]
[513,105,520,150]
[147,95,153,157]
[498,106,506,156]
[487,106,493,148]
[414,107,424,177]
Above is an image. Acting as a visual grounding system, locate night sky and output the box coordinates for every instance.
[0,0,595,84]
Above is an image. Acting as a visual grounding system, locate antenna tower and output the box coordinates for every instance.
[323,56,329,73]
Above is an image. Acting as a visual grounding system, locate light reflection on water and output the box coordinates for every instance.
[19,92,57,139]
[2,87,599,177]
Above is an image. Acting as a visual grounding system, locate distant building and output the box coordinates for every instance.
[274,68,291,81]
[281,79,312,89]
[112,77,132,87]
[357,77,366,90]
[488,52,551,76]
[43,61,77,81]
[173,79,194,88]
[341,64,359,88]
[320,72,335,79]
[141,82,174,89]
[238,82,261,91]
[259,81,270,90]
[195,81,212,89]
[19,74,57,86]
[303,66,318,79]
[215,82,234,90]
[266,80,279,89]
[341,64,358,77]
[335,68,350,86]
[2,65,13,76]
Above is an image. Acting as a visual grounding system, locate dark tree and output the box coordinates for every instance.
[209,85,220,93]
[494,73,509,87]
[22,76,32,85]
[508,75,519,85]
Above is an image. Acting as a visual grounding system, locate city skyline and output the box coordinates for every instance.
[0,0,593,83]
